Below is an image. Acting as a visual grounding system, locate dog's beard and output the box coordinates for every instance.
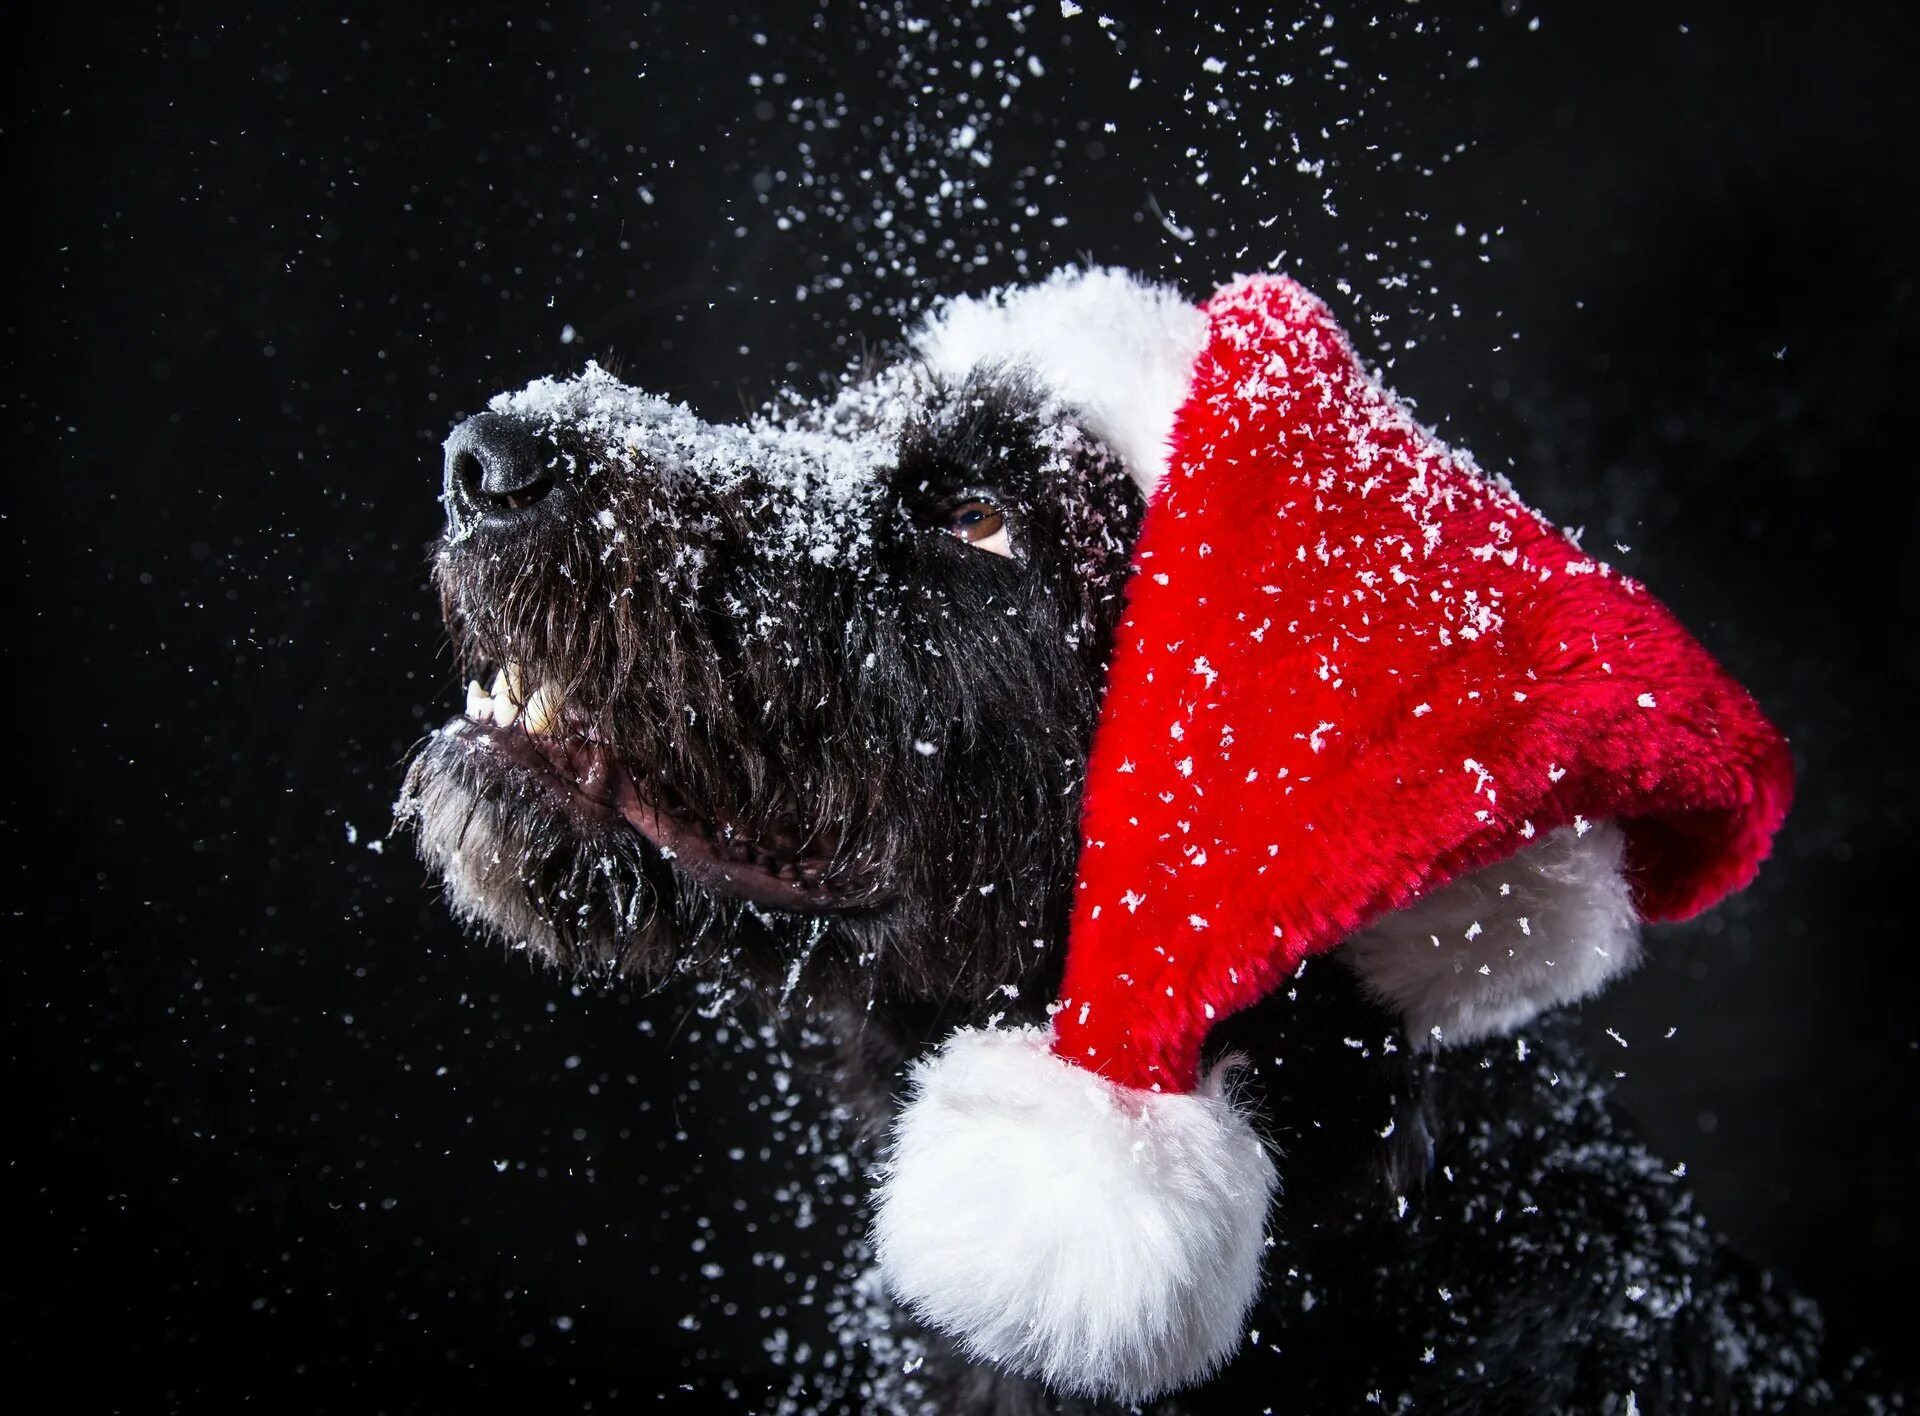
[398,725,895,1006]
[400,729,659,975]
[396,706,1090,1012]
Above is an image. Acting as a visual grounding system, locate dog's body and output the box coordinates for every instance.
[824,973,1856,1416]
[400,274,1892,1413]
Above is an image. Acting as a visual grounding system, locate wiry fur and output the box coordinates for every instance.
[397,277,1898,1413]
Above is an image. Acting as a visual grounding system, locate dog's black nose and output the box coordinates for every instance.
[443,412,560,526]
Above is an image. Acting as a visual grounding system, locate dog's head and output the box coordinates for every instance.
[398,342,1145,1008]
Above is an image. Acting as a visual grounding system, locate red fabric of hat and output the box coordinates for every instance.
[1053,273,1794,1094]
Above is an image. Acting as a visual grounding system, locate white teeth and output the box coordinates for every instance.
[522,682,563,736]
[484,661,525,727]
[463,662,549,731]
[491,662,525,706]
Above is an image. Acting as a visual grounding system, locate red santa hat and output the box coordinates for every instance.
[874,270,1793,1400]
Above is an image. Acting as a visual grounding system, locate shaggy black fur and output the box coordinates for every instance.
[399,355,1902,1414]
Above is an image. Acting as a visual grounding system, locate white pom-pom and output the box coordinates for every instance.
[872,1025,1276,1402]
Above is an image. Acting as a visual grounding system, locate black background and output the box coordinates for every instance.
[10,1,1919,1409]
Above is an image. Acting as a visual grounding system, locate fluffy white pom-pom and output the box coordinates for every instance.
[872,1025,1276,1402]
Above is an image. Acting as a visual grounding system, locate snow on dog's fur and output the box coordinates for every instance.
[399,270,1888,1413]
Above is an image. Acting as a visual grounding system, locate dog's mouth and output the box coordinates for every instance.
[446,664,868,913]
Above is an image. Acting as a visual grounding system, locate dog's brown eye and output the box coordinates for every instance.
[946,499,1013,558]
[949,501,1002,539]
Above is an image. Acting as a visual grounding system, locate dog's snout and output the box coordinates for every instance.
[443,412,561,526]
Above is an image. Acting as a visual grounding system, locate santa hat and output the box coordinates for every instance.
[875,270,1793,1400]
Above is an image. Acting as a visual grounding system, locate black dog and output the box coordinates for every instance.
[399,277,1895,1414]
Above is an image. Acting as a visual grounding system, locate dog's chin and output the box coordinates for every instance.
[464,713,874,910]
[400,707,882,969]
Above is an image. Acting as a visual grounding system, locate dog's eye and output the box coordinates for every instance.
[946,499,1013,558]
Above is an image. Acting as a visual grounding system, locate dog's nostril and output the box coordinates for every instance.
[448,449,486,501]
[443,412,562,522]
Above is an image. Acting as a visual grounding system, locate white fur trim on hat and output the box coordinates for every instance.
[910,267,1208,496]
[1343,821,1641,1046]
[872,1025,1276,1402]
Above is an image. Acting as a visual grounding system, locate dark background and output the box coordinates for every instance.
[10,1,1918,1409]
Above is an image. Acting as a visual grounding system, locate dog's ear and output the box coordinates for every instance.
[909,266,1206,495]
[1340,820,1642,1047]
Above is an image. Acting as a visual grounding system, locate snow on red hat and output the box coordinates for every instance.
[874,270,1793,1400]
